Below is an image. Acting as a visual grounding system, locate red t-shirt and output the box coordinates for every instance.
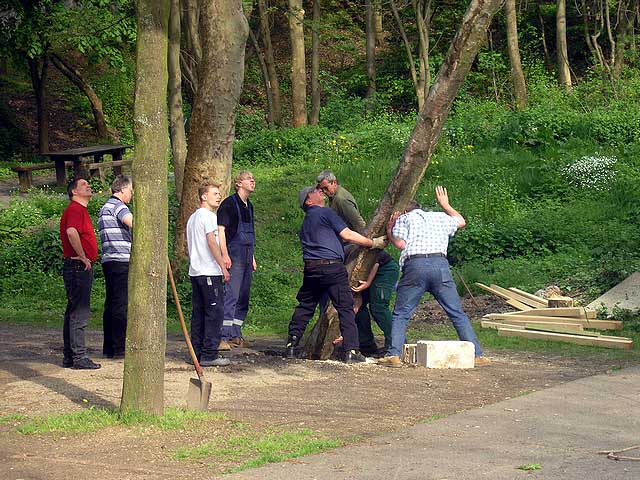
[60,200,98,262]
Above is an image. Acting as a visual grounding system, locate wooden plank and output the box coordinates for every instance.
[497,328,633,350]
[475,283,531,311]
[490,284,547,308]
[484,314,622,330]
[483,317,587,330]
[507,307,596,319]
[481,320,526,330]
[508,287,549,307]
[524,324,592,335]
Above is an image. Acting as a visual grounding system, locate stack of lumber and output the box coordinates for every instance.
[476,283,633,350]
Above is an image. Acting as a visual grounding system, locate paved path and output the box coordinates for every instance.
[225,366,640,480]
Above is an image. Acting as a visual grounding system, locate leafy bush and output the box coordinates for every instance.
[0,224,63,275]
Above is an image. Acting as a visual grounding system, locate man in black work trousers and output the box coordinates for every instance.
[286,186,386,363]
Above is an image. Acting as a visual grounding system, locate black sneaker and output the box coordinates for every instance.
[62,358,73,368]
[72,358,102,370]
[344,350,366,364]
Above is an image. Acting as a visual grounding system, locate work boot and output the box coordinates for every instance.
[62,357,73,368]
[200,357,231,367]
[218,340,232,351]
[285,336,298,359]
[72,357,102,370]
[230,336,252,348]
[344,350,366,364]
[474,356,491,367]
[377,355,402,368]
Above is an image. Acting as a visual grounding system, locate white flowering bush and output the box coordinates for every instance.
[561,155,617,191]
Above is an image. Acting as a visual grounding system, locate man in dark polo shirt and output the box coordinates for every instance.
[60,178,101,370]
[286,186,386,363]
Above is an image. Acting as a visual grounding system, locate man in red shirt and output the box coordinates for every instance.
[60,178,101,369]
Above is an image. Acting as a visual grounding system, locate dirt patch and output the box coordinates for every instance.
[0,307,637,479]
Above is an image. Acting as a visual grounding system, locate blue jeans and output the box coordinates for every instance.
[389,257,482,357]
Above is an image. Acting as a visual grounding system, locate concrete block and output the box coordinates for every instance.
[402,344,417,364]
[587,272,640,315]
[415,341,475,369]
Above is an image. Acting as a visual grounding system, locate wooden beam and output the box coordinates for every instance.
[524,324,592,335]
[490,284,547,308]
[507,307,597,319]
[507,287,549,306]
[481,320,526,330]
[497,328,633,349]
[475,283,531,311]
[484,314,622,330]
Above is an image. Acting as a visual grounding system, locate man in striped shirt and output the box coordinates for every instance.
[98,175,133,359]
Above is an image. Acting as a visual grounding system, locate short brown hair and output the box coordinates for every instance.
[234,170,254,191]
[198,182,220,200]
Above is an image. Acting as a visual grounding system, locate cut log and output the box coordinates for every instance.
[497,328,633,349]
[548,296,574,308]
[484,313,622,330]
[507,307,596,319]
[507,287,549,306]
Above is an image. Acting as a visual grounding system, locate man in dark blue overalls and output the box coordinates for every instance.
[218,171,256,349]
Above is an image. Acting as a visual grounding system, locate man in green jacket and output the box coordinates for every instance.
[316,171,366,234]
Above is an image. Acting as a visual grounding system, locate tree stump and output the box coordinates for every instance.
[548,296,574,308]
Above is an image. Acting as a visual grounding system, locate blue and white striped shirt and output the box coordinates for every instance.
[98,197,132,263]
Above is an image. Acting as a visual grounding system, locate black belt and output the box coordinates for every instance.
[405,253,445,261]
[304,258,343,266]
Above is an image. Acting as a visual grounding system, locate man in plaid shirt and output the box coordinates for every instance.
[379,186,489,368]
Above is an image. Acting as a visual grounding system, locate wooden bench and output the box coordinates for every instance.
[12,158,132,192]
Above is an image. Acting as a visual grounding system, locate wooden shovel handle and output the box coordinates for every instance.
[167,259,205,381]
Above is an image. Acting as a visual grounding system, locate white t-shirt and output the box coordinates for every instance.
[186,207,223,277]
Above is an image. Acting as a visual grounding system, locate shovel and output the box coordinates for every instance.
[167,259,212,411]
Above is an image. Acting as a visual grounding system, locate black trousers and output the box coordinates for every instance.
[63,259,93,362]
[288,263,359,351]
[102,261,129,356]
[190,275,224,362]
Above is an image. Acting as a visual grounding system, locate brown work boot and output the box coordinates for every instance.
[229,336,251,348]
[474,356,491,367]
[218,340,232,351]
[377,355,402,368]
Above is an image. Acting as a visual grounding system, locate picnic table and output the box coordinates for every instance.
[45,144,133,187]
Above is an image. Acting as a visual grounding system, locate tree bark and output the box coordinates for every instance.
[374,0,386,47]
[50,54,110,139]
[248,25,275,128]
[614,0,637,77]
[181,0,200,99]
[310,0,321,125]
[168,0,187,201]
[414,0,432,110]
[304,0,505,358]
[288,0,307,127]
[556,0,572,90]
[365,0,376,101]
[505,0,527,109]
[174,0,249,259]
[28,56,49,154]
[536,0,553,71]
[258,0,282,126]
[120,0,170,416]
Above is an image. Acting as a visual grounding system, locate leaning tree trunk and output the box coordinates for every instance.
[174,0,249,259]
[288,0,307,127]
[310,0,321,125]
[258,0,282,126]
[28,56,49,154]
[50,54,110,139]
[365,0,376,101]
[505,0,527,109]
[304,0,505,359]
[556,0,572,90]
[168,0,187,201]
[121,0,170,415]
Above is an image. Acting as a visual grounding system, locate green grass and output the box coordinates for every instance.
[0,413,28,424]
[172,427,344,473]
[16,406,226,435]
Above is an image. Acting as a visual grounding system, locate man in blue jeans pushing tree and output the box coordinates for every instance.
[379,186,490,368]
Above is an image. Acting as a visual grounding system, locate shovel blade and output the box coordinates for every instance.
[186,377,212,411]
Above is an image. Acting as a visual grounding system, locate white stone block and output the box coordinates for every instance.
[415,341,475,369]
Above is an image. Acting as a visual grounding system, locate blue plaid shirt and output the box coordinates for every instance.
[392,209,459,268]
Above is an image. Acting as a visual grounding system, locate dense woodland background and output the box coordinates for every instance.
[1,0,639,337]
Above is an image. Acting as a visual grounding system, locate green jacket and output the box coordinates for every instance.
[328,185,366,234]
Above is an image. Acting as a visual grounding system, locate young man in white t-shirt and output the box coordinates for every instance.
[186,183,231,367]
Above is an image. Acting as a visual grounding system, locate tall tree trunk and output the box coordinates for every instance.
[536,0,553,70]
[120,0,170,415]
[614,0,637,77]
[365,0,376,101]
[248,25,275,128]
[414,0,432,110]
[50,54,110,139]
[175,0,249,258]
[390,0,421,109]
[556,0,572,90]
[288,0,307,127]
[168,0,187,201]
[310,0,321,125]
[374,0,386,47]
[181,0,200,99]
[258,0,282,126]
[28,56,49,154]
[505,0,527,109]
[304,0,505,358]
